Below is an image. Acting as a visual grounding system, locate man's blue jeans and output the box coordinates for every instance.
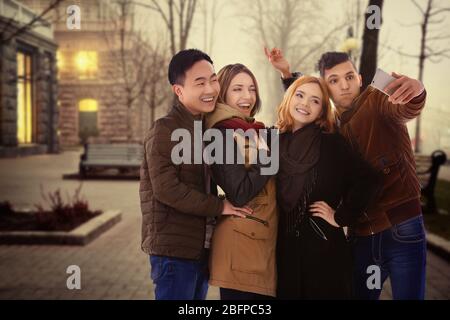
[149,252,209,300]
[353,215,427,300]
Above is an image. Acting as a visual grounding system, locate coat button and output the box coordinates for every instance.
[383,167,390,174]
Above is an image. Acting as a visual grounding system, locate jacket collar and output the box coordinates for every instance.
[338,86,374,125]
[171,100,203,127]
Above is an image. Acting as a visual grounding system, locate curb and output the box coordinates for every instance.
[0,210,121,245]
[426,231,450,262]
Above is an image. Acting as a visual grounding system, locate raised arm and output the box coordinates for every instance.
[378,72,426,123]
[264,46,302,91]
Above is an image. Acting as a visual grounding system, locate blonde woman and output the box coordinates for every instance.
[275,76,380,299]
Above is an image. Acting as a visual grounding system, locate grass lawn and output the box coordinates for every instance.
[423,180,450,241]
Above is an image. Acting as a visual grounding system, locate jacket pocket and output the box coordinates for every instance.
[391,216,426,243]
[230,218,272,274]
[369,152,403,208]
[149,255,175,283]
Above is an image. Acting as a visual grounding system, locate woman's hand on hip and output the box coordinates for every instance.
[309,201,339,227]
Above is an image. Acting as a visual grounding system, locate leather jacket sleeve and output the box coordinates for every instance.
[207,127,273,207]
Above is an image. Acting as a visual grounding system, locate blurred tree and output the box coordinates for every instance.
[409,0,449,153]
[382,0,450,153]
[199,0,224,55]
[105,0,171,141]
[134,0,198,55]
[236,0,349,122]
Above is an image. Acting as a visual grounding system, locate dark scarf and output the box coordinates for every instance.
[277,124,322,231]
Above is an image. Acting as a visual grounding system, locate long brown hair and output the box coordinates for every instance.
[217,64,262,117]
[276,75,335,133]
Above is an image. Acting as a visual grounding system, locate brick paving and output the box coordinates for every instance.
[0,150,449,299]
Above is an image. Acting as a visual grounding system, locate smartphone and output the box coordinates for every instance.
[370,68,396,96]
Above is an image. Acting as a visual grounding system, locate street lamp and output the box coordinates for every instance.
[339,27,360,59]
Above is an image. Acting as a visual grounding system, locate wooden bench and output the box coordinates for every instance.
[415,150,447,213]
[79,143,143,177]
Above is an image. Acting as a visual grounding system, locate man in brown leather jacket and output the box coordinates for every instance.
[140,49,252,300]
[266,48,427,300]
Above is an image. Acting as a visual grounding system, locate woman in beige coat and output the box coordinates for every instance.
[205,64,278,299]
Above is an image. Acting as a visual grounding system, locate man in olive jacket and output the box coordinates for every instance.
[266,48,427,300]
[140,49,251,300]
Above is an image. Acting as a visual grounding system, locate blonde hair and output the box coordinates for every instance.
[276,75,335,133]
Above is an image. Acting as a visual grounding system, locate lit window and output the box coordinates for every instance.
[78,99,98,112]
[17,51,34,144]
[78,99,99,143]
[75,51,98,79]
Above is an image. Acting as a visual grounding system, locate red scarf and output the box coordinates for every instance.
[214,117,265,132]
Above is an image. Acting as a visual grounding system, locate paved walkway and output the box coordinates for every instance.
[0,151,449,299]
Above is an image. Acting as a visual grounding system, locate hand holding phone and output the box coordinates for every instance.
[372,69,425,104]
[370,68,396,96]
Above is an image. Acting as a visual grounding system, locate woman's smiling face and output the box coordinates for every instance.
[289,82,323,131]
[225,72,257,117]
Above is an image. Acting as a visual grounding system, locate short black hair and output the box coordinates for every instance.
[168,49,214,85]
[317,52,357,77]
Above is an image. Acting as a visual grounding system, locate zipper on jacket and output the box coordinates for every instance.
[363,212,375,235]
[244,214,269,227]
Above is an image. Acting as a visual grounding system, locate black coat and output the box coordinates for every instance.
[276,131,380,299]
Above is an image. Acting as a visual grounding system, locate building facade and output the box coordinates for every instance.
[0,0,58,157]
[21,0,161,147]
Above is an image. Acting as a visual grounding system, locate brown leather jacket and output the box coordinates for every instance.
[140,102,224,260]
[338,86,426,235]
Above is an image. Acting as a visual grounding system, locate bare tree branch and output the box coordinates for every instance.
[429,7,450,16]
[150,0,171,28]
[427,33,450,41]
[426,47,450,57]
[0,0,64,43]
[411,0,425,14]
[380,43,420,58]
[428,15,446,24]
[292,22,350,69]
[255,0,269,46]
[132,1,158,11]
[101,0,172,139]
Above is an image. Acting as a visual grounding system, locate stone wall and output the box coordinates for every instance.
[0,39,19,147]
[0,17,59,155]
